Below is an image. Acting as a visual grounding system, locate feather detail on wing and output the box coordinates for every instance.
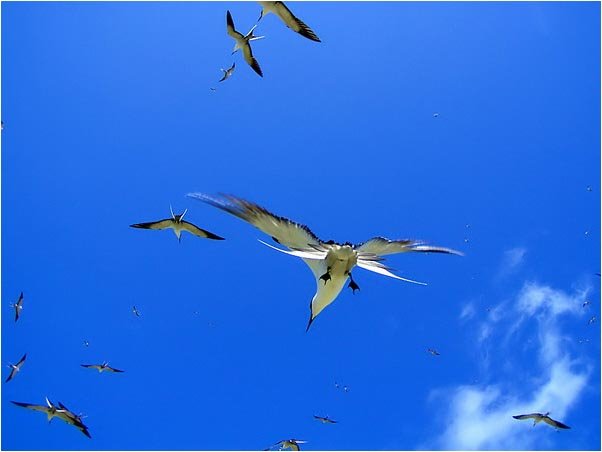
[273,1,321,42]
[356,237,463,256]
[187,193,322,250]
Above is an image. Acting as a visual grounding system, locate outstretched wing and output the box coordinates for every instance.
[226,10,243,39]
[242,42,263,77]
[273,1,321,42]
[187,193,322,250]
[106,366,125,373]
[16,353,27,368]
[356,237,463,256]
[543,416,570,429]
[11,401,49,413]
[180,221,224,240]
[513,413,540,420]
[81,364,101,371]
[130,219,174,230]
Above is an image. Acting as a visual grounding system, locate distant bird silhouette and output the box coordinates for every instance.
[588,316,597,325]
[266,439,308,451]
[257,1,321,42]
[83,340,90,347]
[512,412,570,430]
[427,348,440,356]
[582,300,591,308]
[132,305,141,317]
[188,193,461,330]
[313,415,337,424]
[81,362,124,373]
[10,292,24,322]
[227,10,264,77]
[5,353,27,383]
[219,62,236,82]
[130,206,224,242]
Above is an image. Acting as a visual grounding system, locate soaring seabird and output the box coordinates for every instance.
[427,348,441,356]
[130,206,224,242]
[313,415,337,424]
[132,305,141,317]
[257,2,321,42]
[512,412,570,430]
[11,292,24,322]
[5,353,27,383]
[227,10,264,77]
[56,401,91,438]
[219,62,236,82]
[266,439,308,451]
[188,193,462,330]
[81,362,124,373]
[12,398,90,437]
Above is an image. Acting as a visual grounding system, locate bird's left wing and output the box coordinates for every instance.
[356,237,463,256]
[180,221,225,240]
[11,401,49,413]
[226,10,242,39]
[543,417,571,429]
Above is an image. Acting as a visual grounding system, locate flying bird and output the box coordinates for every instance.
[83,340,90,347]
[132,305,141,317]
[187,193,462,330]
[219,62,236,82]
[227,10,264,77]
[10,292,24,322]
[588,316,597,325]
[5,353,27,383]
[55,401,91,438]
[314,415,337,424]
[512,412,570,430]
[266,439,307,451]
[12,397,63,422]
[130,206,224,242]
[427,348,440,356]
[81,362,124,373]
[12,398,90,437]
[257,1,321,42]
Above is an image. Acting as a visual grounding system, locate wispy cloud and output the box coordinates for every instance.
[427,281,591,450]
[495,247,527,280]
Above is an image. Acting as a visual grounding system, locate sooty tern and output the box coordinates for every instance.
[81,362,124,373]
[512,412,570,430]
[227,10,264,77]
[5,353,27,383]
[188,193,462,331]
[258,2,321,42]
[130,206,224,242]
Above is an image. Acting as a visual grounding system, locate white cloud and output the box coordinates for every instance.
[427,281,591,450]
[495,247,527,280]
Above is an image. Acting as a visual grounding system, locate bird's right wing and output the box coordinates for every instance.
[180,220,224,240]
[356,237,463,256]
[187,193,322,250]
[130,219,173,230]
[273,1,321,42]
[512,414,539,420]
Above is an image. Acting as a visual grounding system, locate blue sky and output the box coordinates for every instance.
[1,1,600,450]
